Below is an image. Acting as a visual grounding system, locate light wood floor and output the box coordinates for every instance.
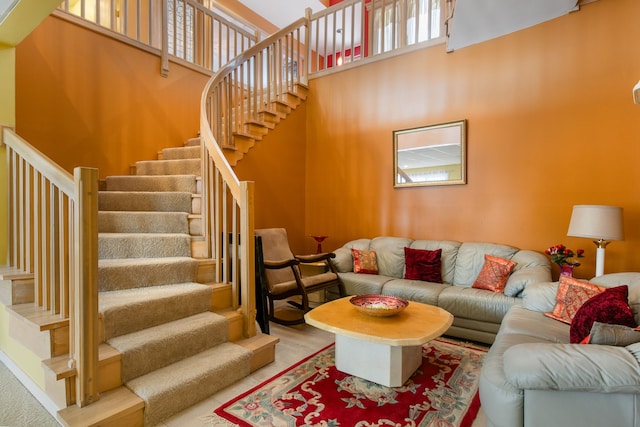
[158,319,487,427]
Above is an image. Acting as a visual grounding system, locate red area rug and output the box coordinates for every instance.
[211,337,487,427]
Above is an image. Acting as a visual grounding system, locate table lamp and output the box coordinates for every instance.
[567,205,624,277]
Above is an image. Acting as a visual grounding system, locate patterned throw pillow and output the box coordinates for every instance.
[544,276,604,324]
[404,247,443,283]
[471,254,516,293]
[570,285,637,344]
[351,248,378,274]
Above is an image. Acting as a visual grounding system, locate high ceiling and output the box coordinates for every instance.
[237,0,328,29]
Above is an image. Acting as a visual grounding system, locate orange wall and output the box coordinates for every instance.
[16,16,209,178]
[12,2,640,279]
[233,104,308,252]
[305,0,640,279]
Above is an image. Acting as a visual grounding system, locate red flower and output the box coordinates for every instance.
[545,244,585,267]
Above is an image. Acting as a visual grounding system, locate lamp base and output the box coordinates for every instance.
[595,246,605,277]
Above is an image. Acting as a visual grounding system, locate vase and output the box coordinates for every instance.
[310,235,328,254]
[559,264,574,278]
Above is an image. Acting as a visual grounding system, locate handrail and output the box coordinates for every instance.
[3,129,99,407]
[199,18,312,338]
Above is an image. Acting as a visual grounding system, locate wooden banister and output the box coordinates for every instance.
[3,129,100,406]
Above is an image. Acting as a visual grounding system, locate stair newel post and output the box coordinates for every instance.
[71,167,100,407]
[240,180,256,338]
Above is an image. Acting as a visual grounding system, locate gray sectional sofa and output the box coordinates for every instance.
[480,272,640,427]
[331,236,552,344]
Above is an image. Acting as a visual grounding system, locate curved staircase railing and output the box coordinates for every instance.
[199,15,311,338]
[198,0,451,338]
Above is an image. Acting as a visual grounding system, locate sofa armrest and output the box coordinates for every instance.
[503,342,640,393]
[504,265,552,297]
[332,247,354,273]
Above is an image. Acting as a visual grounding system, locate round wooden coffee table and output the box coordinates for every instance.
[304,296,453,387]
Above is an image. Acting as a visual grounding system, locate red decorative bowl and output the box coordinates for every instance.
[349,294,409,317]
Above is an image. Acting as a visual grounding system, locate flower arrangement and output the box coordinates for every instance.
[545,244,585,267]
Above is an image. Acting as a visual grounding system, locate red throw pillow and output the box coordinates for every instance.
[404,247,442,283]
[351,248,378,274]
[544,276,604,324]
[471,254,515,293]
[570,285,636,344]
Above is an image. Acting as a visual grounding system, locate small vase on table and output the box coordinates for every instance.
[310,236,328,254]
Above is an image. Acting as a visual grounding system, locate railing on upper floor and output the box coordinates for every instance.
[307,0,448,73]
[56,0,260,76]
[3,128,100,407]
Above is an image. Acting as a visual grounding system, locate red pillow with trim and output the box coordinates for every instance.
[570,285,636,344]
[404,247,442,283]
[351,248,378,274]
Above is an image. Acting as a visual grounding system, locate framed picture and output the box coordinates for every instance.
[393,120,467,188]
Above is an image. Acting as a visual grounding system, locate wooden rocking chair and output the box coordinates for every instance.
[254,228,346,326]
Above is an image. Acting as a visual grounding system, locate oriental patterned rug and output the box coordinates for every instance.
[208,337,487,427]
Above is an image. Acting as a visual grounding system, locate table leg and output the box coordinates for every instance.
[334,334,422,387]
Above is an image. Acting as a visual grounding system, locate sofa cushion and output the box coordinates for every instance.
[339,272,392,296]
[545,276,604,324]
[370,237,413,278]
[472,254,516,293]
[404,247,442,283]
[499,305,569,343]
[522,281,558,313]
[380,279,448,306]
[408,240,461,284]
[453,242,519,287]
[351,248,378,274]
[438,286,517,324]
[570,285,636,344]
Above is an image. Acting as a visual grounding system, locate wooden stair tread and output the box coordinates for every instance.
[237,332,280,352]
[58,386,144,427]
[0,267,34,280]
[7,303,69,331]
[44,343,121,381]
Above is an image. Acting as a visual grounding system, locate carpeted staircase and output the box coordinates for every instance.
[91,138,252,426]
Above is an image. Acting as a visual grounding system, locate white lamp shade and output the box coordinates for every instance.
[567,205,624,241]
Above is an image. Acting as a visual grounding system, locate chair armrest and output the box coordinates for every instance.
[503,342,640,393]
[296,253,336,263]
[263,258,300,269]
